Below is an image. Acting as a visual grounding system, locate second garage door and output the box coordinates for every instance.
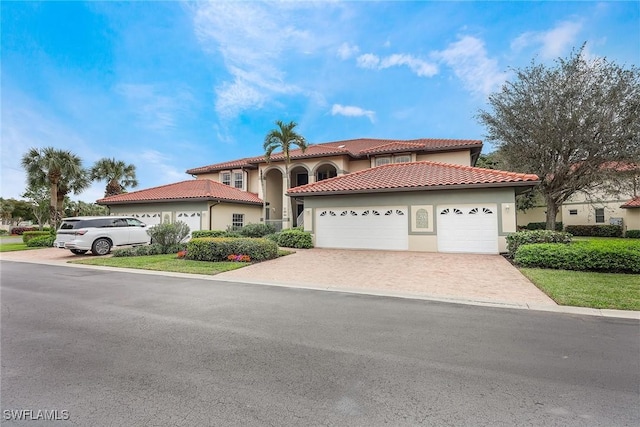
[437,204,498,254]
[315,207,408,250]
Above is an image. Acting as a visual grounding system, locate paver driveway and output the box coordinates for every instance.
[215,248,556,307]
[1,247,556,307]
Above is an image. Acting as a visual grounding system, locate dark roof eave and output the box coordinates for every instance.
[97,197,263,206]
[287,180,541,197]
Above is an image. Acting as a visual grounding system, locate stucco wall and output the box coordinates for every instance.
[302,187,516,253]
[209,203,262,230]
[416,150,471,166]
[625,210,640,230]
[108,202,209,231]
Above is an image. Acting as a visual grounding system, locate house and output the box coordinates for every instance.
[516,166,639,233]
[98,138,540,254]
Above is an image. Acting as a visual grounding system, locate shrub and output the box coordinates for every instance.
[25,235,55,247]
[22,231,51,244]
[192,230,227,238]
[237,223,276,238]
[264,232,280,243]
[506,230,572,258]
[147,221,190,253]
[625,230,640,239]
[564,225,623,237]
[0,229,8,236]
[10,226,36,235]
[276,229,313,249]
[186,237,278,262]
[524,222,563,231]
[514,240,640,273]
[112,244,164,257]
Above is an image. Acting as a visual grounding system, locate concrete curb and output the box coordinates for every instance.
[3,258,639,320]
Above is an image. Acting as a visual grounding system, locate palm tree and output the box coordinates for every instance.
[21,147,89,227]
[263,120,308,225]
[90,158,138,197]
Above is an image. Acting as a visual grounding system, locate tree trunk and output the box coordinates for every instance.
[544,195,560,231]
[49,182,58,230]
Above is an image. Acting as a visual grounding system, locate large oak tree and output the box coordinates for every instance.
[478,46,639,230]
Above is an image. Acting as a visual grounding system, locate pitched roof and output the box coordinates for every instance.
[621,196,640,209]
[287,161,540,196]
[186,137,482,174]
[97,179,263,205]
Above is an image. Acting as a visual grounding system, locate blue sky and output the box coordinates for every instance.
[2,1,638,203]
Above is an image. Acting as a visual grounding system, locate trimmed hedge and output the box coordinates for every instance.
[564,225,623,237]
[625,230,640,239]
[514,240,640,273]
[22,231,51,243]
[192,230,228,238]
[506,230,572,258]
[112,243,186,257]
[237,223,276,238]
[524,222,564,231]
[10,226,37,235]
[25,235,55,247]
[276,229,313,249]
[186,237,278,262]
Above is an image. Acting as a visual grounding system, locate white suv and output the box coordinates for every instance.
[54,216,151,255]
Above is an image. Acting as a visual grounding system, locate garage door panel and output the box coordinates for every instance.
[437,204,498,254]
[316,207,408,250]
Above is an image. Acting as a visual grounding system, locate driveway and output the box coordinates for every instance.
[1,247,556,307]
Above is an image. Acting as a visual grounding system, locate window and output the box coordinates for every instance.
[595,208,605,223]
[232,213,244,229]
[569,209,578,215]
[394,155,411,163]
[317,170,336,181]
[375,157,391,166]
[221,172,231,186]
[234,172,243,189]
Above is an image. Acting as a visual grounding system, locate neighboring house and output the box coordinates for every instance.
[98,137,540,253]
[97,179,263,235]
[516,168,639,232]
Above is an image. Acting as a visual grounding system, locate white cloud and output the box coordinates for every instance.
[115,83,193,131]
[331,104,375,123]
[140,150,185,183]
[191,2,310,119]
[433,36,508,96]
[356,53,438,77]
[511,20,583,59]
[337,42,360,60]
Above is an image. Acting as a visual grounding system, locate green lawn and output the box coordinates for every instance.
[71,254,249,275]
[0,242,42,252]
[520,268,640,311]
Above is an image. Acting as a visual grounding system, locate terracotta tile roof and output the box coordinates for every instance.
[287,161,539,195]
[97,179,263,205]
[621,196,640,208]
[186,137,482,174]
[186,158,258,175]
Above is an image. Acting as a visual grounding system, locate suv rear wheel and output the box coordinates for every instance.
[92,238,112,256]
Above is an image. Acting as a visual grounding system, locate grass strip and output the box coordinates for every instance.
[0,243,42,252]
[520,268,640,311]
[71,254,248,275]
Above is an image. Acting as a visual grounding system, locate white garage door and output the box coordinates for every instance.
[131,213,161,227]
[315,207,408,250]
[176,212,202,236]
[437,205,498,254]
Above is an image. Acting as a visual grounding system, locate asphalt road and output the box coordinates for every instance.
[1,261,638,426]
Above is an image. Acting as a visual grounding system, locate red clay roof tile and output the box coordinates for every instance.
[621,196,640,208]
[97,179,262,205]
[186,137,482,174]
[287,161,539,195]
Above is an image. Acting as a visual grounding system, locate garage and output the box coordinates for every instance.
[437,205,498,254]
[130,213,162,227]
[176,212,202,236]
[315,207,408,250]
